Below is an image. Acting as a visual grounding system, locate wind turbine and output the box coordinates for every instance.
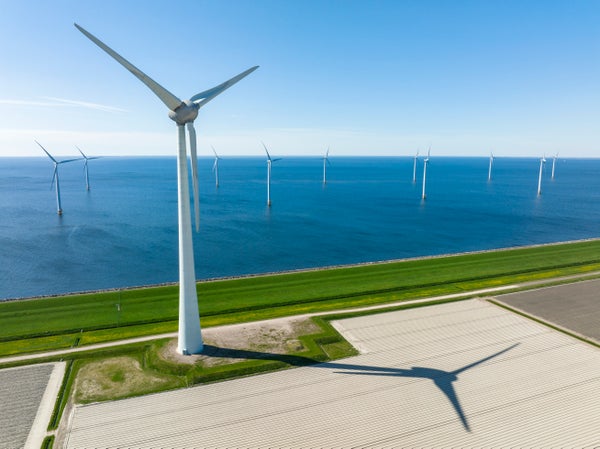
[76,23,258,355]
[211,146,221,188]
[551,152,558,180]
[262,142,281,206]
[412,150,419,183]
[537,154,546,196]
[76,146,101,191]
[488,151,494,181]
[36,141,80,215]
[322,147,331,184]
[422,148,430,200]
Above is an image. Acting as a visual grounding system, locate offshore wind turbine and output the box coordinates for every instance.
[211,146,221,188]
[537,154,546,196]
[551,152,558,180]
[488,151,494,181]
[322,147,330,184]
[262,142,281,206]
[412,150,419,183]
[76,146,101,190]
[76,23,258,355]
[36,141,80,215]
[421,148,430,200]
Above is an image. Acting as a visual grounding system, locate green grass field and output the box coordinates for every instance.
[1,239,599,357]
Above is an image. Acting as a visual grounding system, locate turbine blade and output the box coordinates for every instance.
[58,157,84,164]
[51,167,57,189]
[190,66,259,108]
[211,145,219,158]
[74,23,182,111]
[187,123,200,233]
[76,146,88,159]
[35,140,57,163]
[262,142,272,161]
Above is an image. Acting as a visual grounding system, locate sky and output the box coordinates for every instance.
[0,0,598,158]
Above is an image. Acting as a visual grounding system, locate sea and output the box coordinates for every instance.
[1,156,599,300]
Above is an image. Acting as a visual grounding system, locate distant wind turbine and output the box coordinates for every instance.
[211,146,221,188]
[488,152,494,181]
[537,154,546,196]
[322,147,331,184]
[551,153,558,180]
[76,146,101,191]
[262,142,281,206]
[412,150,419,183]
[76,23,258,355]
[36,140,80,215]
[422,148,430,200]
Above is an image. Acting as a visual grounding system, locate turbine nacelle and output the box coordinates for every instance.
[168,100,199,125]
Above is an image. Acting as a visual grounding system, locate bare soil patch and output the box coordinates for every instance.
[159,317,320,367]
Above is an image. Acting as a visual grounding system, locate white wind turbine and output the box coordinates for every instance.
[551,152,558,180]
[422,148,430,199]
[262,142,281,207]
[211,146,221,188]
[488,151,494,181]
[36,140,81,215]
[322,147,331,184]
[537,154,546,196]
[76,146,101,191]
[412,150,419,183]
[76,23,258,355]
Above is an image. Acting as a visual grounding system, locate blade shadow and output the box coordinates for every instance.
[200,342,519,432]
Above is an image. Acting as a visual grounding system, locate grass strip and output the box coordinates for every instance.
[1,240,599,356]
[47,359,74,431]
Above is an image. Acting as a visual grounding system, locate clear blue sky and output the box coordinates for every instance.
[0,0,598,157]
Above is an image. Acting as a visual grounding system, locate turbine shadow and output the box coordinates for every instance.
[201,342,520,432]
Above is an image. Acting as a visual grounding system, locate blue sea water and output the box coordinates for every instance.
[0,156,599,300]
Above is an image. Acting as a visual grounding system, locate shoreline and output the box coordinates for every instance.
[3,237,599,303]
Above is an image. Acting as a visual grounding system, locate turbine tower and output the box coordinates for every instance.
[36,141,80,215]
[76,146,101,190]
[488,151,494,181]
[262,142,280,206]
[76,23,258,355]
[551,153,558,180]
[537,154,546,196]
[422,148,430,200]
[322,147,330,184]
[412,150,419,183]
[211,146,221,188]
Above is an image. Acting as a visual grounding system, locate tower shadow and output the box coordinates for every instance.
[201,342,520,432]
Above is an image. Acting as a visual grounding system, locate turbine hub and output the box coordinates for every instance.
[168,100,199,125]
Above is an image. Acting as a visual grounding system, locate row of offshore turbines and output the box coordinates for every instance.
[36,23,560,356]
[38,141,560,216]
